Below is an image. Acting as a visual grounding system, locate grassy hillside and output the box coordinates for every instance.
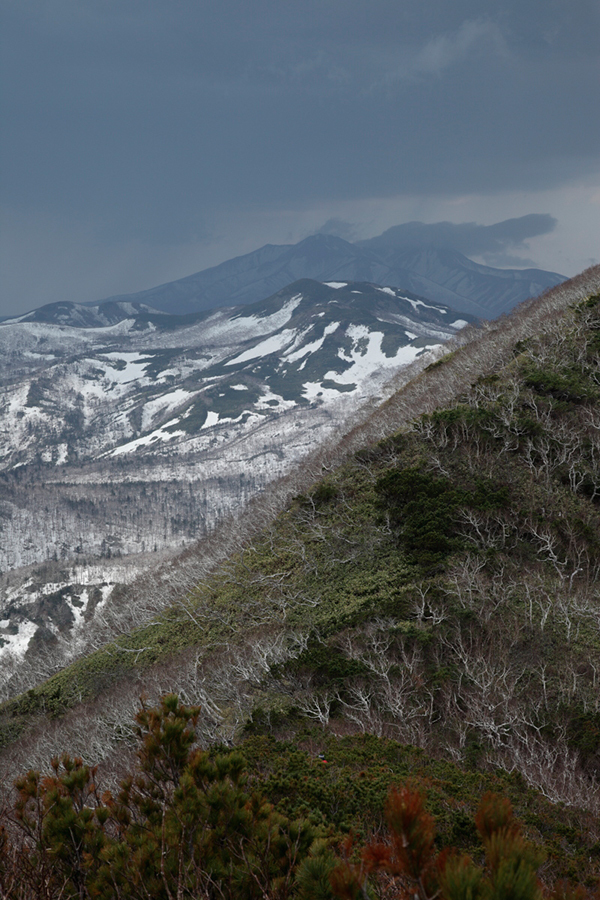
[1,268,599,886]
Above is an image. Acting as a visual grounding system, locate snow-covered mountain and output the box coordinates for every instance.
[0,279,471,659]
[0,279,470,478]
[98,232,565,320]
[4,299,164,329]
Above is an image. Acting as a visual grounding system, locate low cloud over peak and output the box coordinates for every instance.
[357,214,558,266]
[316,218,359,242]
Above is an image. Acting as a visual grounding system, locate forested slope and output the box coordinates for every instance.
[1,267,599,892]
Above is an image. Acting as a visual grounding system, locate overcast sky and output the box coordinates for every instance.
[1,0,599,315]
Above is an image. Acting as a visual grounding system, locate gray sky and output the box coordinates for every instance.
[1,0,599,315]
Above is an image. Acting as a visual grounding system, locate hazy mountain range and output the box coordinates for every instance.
[97,229,566,320]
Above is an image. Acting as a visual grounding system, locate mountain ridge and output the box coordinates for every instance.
[93,231,565,320]
[0,278,469,660]
[1,266,597,752]
[2,269,600,893]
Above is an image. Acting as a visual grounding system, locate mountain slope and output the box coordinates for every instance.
[0,279,468,480]
[99,232,565,320]
[1,265,598,817]
[4,299,163,328]
[0,280,469,657]
[354,244,563,318]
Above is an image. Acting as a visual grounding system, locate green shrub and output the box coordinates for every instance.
[375,467,508,567]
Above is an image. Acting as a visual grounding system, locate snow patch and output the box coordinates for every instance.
[397,295,443,313]
[202,410,220,429]
[284,321,340,362]
[326,325,437,390]
[254,390,297,412]
[0,620,38,658]
[225,329,296,366]
[141,389,193,431]
[207,295,303,347]
[302,381,350,402]
[69,588,89,629]
[110,419,185,455]
[101,352,153,384]
[55,443,69,465]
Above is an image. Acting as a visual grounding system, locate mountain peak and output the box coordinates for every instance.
[86,230,564,321]
[298,232,354,249]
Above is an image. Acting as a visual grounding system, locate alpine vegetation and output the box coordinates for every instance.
[0,267,599,895]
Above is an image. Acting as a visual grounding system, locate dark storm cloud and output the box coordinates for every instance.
[2,0,599,243]
[0,0,599,313]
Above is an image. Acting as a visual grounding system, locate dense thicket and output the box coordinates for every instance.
[0,696,596,898]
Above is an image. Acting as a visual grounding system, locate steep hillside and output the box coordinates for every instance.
[0,281,468,662]
[1,268,600,891]
[1,267,598,795]
[99,232,565,320]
